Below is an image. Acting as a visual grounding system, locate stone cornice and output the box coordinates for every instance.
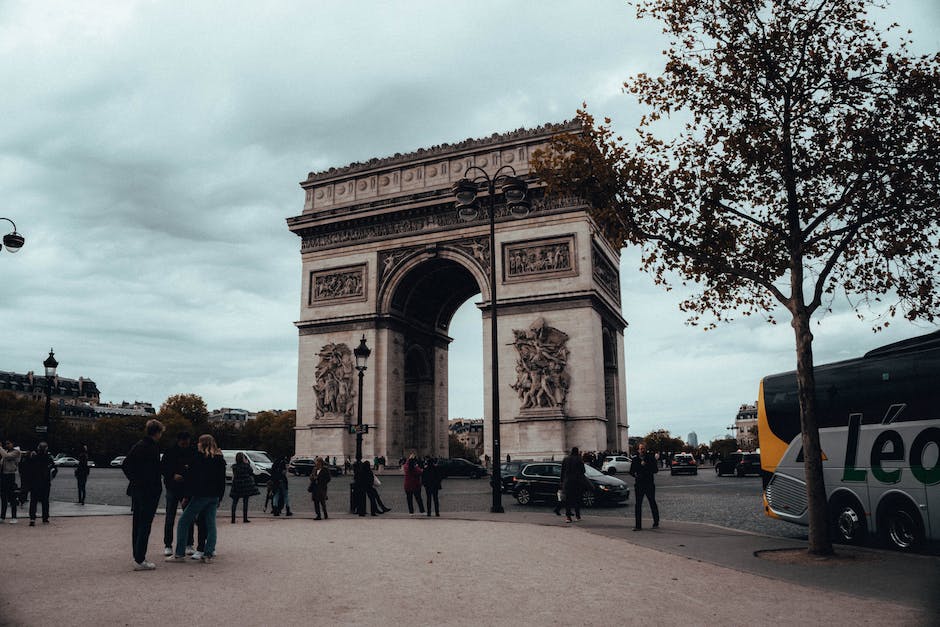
[302,120,580,184]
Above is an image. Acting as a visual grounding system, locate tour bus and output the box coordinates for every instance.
[758,330,939,551]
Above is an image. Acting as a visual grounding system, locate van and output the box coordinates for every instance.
[221,450,274,484]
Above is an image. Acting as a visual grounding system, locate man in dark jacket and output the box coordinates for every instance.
[123,419,164,571]
[25,442,56,526]
[559,447,587,523]
[629,441,660,530]
[160,432,196,556]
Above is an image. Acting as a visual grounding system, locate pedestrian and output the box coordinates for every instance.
[308,456,331,520]
[559,446,586,523]
[1,439,23,523]
[364,460,390,515]
[75,445,90,505]
[343,458,351,475]
[269,457,293,517]
[24,442,56,526]
[166,434,226,564]
[422,456,442,517]
[402,452,425,515]
[629,441,660,531]
[123,418,165,571]
[161,432,197,556]
[229,452,259,523]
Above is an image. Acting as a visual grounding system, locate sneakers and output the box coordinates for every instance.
[7,519,17,524]
[165,555,185,562]
[190,551,204,561]
[163,547,173,556]
[134,561,156,571]
[185,545,195,555]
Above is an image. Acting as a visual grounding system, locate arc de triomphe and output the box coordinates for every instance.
[287,122,628,462]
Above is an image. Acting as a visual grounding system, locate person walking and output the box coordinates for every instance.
[560,447,586,523]
[629,442,660,531]
[1,440,23,523]
[308,457,331,520]
[422,457,442,517]
[160,432,196,556]
[363,461,390,515]
[75,445,90,505]
[166,434,226,564]
[25,442,56,526]
[402,452,425,515]
[123,419,165,571]
[229,452,259,524]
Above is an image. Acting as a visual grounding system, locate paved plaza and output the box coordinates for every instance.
[1,504,937,626]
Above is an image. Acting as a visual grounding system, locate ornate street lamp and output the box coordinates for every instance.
[43,349,58,446]
[1,218,25,254]
[353,335,371,463]
[451,165,529,514]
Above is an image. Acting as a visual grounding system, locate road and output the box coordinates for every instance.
[47,464,805,539]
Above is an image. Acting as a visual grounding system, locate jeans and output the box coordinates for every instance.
[131,489,161,564]
[1,473,17,519]
[424,487,439,516]
[164,487,195,548]
[76,474,88,504]
[175,496,218,558]
[273,484,290,513]
[29,485,50,521]
[634,481,659,528]
[405,489,424,514]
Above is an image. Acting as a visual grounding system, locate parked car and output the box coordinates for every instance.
[221,449,273,484]
[601,455,632,474]
[715,452,761,477]
[53,456,79,467]
[670,453,698,476]
[110,456,126,468]
[512,462,629,507]
[438,458,487,479]
[499,460,529,493]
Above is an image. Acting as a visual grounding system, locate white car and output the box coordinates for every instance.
[601,455,632,474]
[53,456,79,467]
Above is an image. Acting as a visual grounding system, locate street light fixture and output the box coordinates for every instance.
[451,165,529,514]
[353,335,371,463]
[1,218,25,254]
[43,349,58,446]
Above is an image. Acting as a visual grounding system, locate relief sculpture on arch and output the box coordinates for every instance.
[510,317,571,411]
[314,342,356,421]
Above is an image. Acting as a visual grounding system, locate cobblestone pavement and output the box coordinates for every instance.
[48,466,804,539]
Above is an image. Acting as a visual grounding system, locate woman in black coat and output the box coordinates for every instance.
[308,457,331,520]
[422,457,442,517]
[229,452,259,523]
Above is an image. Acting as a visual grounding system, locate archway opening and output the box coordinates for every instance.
[386,257,483,460]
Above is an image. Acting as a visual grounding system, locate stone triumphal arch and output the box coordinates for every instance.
[288,122,628,462]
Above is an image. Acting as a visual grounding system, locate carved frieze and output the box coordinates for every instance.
[298,194,588,254]
[376,236,490,295]
[313,342,356,420]
[503,235,577,283]
[592,242,621,301]
[510,318,571,411]
[309,264,366,305]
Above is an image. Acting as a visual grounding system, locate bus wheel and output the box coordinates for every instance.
[830,498,867,545]
[882,501,924,552]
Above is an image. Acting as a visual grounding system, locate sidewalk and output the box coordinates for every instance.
[0,503,936,626]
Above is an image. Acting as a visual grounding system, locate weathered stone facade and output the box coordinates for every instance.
[288,122,628,461]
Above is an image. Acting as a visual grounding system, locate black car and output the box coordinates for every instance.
[499,460,529,493]
[288,457,315,476]
[715,452,761,477]
[670,453,698,476]
[512,462,629,507]
[438,458,487,479]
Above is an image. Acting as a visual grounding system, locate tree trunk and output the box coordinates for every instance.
[792,309,834,556]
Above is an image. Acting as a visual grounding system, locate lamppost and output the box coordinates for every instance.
[727,423,741,449]
[1,218,25,254]
[451,165,530,514]
[353,335,371,463]
[43,349,58,447]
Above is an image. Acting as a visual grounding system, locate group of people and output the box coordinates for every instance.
[1,439,58,526]
[550,443,660,530]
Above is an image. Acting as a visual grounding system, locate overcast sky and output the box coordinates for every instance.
[2,1,938,446]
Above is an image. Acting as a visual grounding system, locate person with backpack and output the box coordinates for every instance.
[123,419,165,571]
